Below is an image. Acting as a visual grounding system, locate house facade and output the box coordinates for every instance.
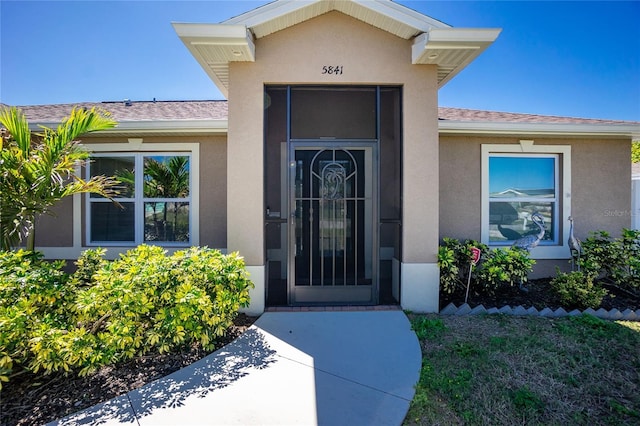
[10,0,640,315]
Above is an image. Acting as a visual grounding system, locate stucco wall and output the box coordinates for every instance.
[227,11,440,266]
[34,134,228,252]
[36,198,74,247]
[439,134,632,276]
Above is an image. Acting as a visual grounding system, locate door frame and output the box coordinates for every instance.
[287,141,379,305]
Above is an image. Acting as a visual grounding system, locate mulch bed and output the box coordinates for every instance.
[0,314,257,426]
[3,282,639,426]
[440,278,640,312]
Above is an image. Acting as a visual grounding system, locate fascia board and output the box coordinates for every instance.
[412,28,501,62]
[439,120,640,138]
[172,23,250,41]
[29,120,229,135]
[173,23,255,98]
[172,23,255,59]
[427,27,502,44]
[111,120,229,134]
[349,0,450,32]
[223,0,321,26]
[412,28,501,86]
[224,0,449,38]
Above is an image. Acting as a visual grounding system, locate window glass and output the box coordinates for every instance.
[90,156,135,197]
[489,157,555,198]
[88,154,191,245]
[144,202,190,242]
[143,156,190,198]
[488,155,557,244]
[90,202,135,242]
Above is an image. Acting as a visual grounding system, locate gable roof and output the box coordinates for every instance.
[173,0,501,96]
[6,100,639,139]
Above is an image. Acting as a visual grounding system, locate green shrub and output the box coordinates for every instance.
[438,238,489,295]
[476,247,535,293]
[0,250,74,388]
[550,270,607,310]
[73,245,253,373]
[0,245,253,385]
[438,239,533,296]
[579,229,640,293]
[70,247,106,286]
[438,243,460,294]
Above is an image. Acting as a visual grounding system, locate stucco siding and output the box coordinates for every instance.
[33,134,228,254]
[572,138,631,235]
[199,136,228,248]
[439,136,482,241]
[35,198,74,247]
[227,10,440,266]
[439,135,632,276]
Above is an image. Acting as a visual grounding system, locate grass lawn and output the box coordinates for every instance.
[405,314,640,425]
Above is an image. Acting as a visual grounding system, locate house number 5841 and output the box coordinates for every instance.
[322,65,343,75]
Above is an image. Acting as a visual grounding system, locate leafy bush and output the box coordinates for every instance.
[438,238,533,295]
[70,247,106,286]
[550,270,607,310]
[476,247,535,293]
[0,245,253,385]
[438,238,489,294]
[0,250,75,388]
[579,229,640,293]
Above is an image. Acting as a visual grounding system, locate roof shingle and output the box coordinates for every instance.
[4,100,638,126]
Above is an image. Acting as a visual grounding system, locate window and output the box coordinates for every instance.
[488,155,558,245]
[482,142,571,259]
[88,153,192,245]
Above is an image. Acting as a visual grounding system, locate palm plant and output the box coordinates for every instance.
[0,106,119,251]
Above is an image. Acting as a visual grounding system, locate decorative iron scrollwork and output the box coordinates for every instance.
[322,163,346,200]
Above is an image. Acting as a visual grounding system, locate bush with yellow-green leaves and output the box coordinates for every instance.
[0,246,253,388]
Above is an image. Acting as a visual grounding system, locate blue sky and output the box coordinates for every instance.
[1,1,639,121]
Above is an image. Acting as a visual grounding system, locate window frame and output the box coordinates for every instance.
[84,141,199,248]
[481,141,571,259]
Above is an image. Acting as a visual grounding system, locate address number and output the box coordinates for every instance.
[322,65,343,75]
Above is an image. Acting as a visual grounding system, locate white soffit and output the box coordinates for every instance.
[172,23,255,97]
[412,28,502,87]
[174,0,501,96]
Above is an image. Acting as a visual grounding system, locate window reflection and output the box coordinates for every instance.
[488,155,557,244]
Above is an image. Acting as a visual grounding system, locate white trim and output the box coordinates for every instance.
[30,120,229,135]
[84,142,199,153]
[85,146,199,247]
[222,0,450,34]
[29,118,638,139]
[481,142,571,259]
[400,262,439,313]
[241,265,266,316]
[35,141,201,259]
[440,120,640,138]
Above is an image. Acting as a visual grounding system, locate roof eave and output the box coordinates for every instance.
[29,119,229,136]
[172,23,256,98]
[223,0,450,38]
[412,28,502,87]
[439,120,640,139]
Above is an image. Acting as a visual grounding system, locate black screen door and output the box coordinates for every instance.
[289,144,377,304]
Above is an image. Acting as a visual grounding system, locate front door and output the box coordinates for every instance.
[289,143,377,304]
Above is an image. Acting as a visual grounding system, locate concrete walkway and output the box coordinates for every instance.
[50,310,422,426]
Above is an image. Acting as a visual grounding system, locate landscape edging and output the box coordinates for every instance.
[440,303,640,321]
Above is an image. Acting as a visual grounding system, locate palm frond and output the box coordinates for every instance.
[0,106,31,154]
[0,106,120,251]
